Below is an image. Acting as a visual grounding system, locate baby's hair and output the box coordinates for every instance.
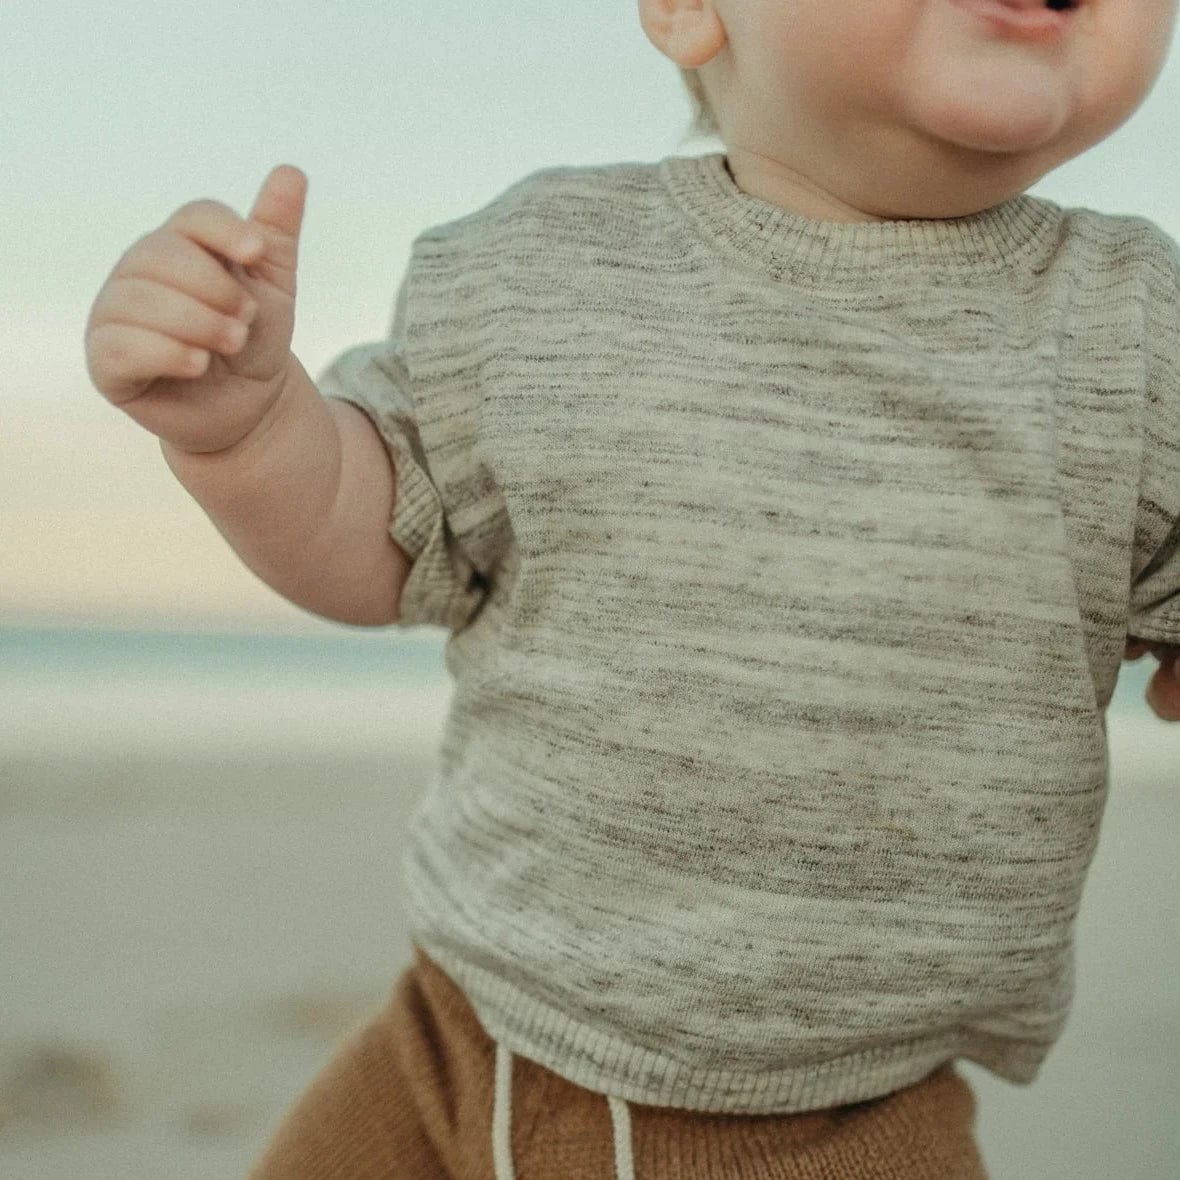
[679,66,721,142]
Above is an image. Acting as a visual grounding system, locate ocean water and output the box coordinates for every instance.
[0,624,449,692]
[0,624,453,759]
[0,622,1162,761]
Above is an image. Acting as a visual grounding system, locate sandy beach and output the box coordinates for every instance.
[2,665,1177,1178]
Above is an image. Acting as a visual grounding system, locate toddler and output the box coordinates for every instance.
[85,1,1180,1177]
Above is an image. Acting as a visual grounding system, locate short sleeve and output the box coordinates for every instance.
[1128,229,1180,644]
[315,244,510,633]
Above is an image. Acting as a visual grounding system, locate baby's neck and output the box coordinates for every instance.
[723,149,893,225]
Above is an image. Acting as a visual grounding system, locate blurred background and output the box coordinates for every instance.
[2,1,1178,1176]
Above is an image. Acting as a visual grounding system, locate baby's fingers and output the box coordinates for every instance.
[88,278,255,403]
[168,198,267,269]
[1146,669,1180,721]
[1142,645,1180,722]
[85,319,215,405]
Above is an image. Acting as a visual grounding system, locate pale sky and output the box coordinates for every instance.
[6,2,1180,635]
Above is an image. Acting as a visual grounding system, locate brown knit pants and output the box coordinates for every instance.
[248,946,989,1179]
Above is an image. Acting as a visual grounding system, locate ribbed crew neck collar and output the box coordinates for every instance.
[659,152,1064,289]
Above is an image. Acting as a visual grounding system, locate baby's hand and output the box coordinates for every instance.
[1123,638,1180,721]
[84,165,308,455]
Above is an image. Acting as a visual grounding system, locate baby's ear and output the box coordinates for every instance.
[637,0,726,69]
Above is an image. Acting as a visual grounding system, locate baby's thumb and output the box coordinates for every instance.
[246,164,308,276]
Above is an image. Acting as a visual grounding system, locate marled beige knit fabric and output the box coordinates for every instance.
[318,151,1180,1115]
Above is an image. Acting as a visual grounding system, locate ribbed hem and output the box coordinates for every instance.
[419,942,1045,1115]
[658,152,1065,291]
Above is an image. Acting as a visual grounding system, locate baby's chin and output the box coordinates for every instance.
[904,55,1076,154]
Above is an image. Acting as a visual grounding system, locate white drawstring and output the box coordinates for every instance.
[493,1042,516,1180]
[492,1041,636,1180]
[607,1092,636,1180]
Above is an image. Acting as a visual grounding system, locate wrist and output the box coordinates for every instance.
[161,353,306,468]
[161,354,339,518]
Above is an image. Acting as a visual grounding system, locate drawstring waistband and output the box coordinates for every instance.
[493,1041,635,1180]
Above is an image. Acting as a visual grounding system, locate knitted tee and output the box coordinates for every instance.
[318,151,1180,1115]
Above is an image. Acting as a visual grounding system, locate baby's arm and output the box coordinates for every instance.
[163,358,411,626]
[85,165,411,626]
